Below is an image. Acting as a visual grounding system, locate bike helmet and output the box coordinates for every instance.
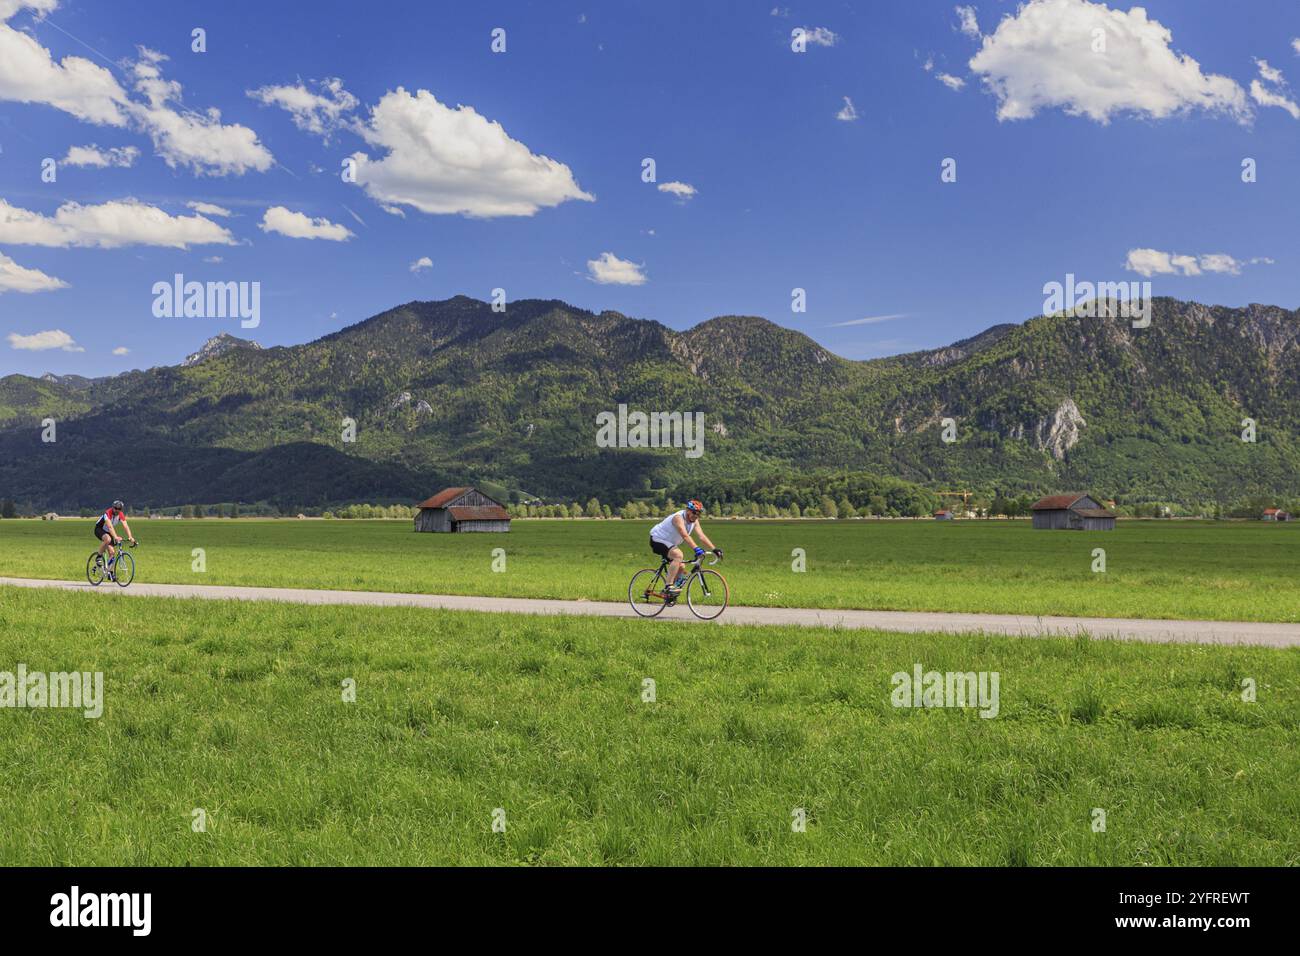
[685,499,704,514]
[112,500,125,511]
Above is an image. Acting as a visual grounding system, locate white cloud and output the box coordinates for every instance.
[955,5,980,39]
[657,181,697,200]
[1124,248,1263,277]
[258,205,353,241]
[349,87,593,218]
[62,144,139,168]
[586,252,646,285]
[247,77,357,140]
[771,7,790,17]
[409,255,433,272]
[112,346,129,355]
[1250,58,1300,119]
[128,47,274,176]
[826,314,906,328]
[0,9,272,177]
[0,252,67,293]
[922,56,934,72]
[202,255,224,264]
[836,96,860,121]
[797,26,839,47]
[7,328,82,351]
[0,1,130,126]
[937,73,966,91]
[0,198,235,248]
[187,201,232,217]
[1293,38,1300,56]
[968,0,1249,124]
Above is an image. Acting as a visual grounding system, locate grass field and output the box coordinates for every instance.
[1,587,1297,865]
[1,517,1297,622]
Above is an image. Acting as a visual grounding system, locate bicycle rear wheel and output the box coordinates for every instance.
[113,551,135,587]
[86,552,105,586]
[628,568,669,617]
[686,569,728,620]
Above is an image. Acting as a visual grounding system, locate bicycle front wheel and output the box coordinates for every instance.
[86,552,105,586]
[114,551,135,587]
[686,569,728,620]
[628,568,669,618]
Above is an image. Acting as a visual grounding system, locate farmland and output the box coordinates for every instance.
[1,587,1297,866]
[1,517,1297,622]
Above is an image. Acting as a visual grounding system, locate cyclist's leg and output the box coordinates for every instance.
[100,531,116,562]
[665,547,685,590]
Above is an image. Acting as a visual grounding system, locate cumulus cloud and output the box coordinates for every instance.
[796,26,839,47]
[657,181,697,200]
[836,96,860,121]
[937,73,966,91]
[112,346,129,355]
[0,7,273,177]
[348,87,593,218]
[0,0,130,125]
[258,205,353,241]
[202,255,223,264]
[62,144,139,168]
[7,328,82,351]
[186,201,232,217]
[409,255,432,272]
[1293,38,1300,56]
[0,198,235,248]
[968,0,1249,124]
[1250,58,1300,119]
[1124,248,1264,277]
[586,252,646,285]
[247,77,358,140]
[128,47,274,176]
[0,252,67,293]
[955,5,980,38]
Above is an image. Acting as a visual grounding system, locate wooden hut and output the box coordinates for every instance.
[1030,493,1116,531]
[415,487,511,533]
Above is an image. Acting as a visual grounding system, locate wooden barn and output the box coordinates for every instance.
[415,487,511,533]
[1030,493,1116,531]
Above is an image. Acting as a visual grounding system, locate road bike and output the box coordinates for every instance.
[627,550,728,620]
[87,539,136,587]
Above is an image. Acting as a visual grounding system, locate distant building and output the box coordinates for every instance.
[415,487,511,533]
[1262,508,1292,522]
[933,509,954,520]
[1030,493,1116,531]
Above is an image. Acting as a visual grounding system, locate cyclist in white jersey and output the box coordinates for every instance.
[93,500,136,573]
[649,499,721,597]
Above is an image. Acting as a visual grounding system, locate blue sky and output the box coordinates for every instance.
[1,0,1298,376]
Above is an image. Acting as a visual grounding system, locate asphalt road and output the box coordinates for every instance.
[4,576,1298,647]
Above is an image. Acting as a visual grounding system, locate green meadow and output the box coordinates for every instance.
[0,517,1296,622]
[0,587,1296,865]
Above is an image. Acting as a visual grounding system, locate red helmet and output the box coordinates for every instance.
[685,499,704,514]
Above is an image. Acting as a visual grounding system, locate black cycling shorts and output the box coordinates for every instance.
[93,520,112,540]
[650,538,674,559]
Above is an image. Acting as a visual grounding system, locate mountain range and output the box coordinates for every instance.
[1,295,1296,511]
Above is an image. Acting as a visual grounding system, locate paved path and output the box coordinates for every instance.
[2,576,1297,647]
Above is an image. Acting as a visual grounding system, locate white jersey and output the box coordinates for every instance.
[650,510,696,547]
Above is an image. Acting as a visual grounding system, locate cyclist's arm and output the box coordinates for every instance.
[694,521,715,551]
[119,518,135,542]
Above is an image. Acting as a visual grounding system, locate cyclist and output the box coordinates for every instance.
[94,500,136,577]
[649,499,721,598]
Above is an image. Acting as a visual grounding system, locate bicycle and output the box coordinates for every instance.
[87,539,136,587]
[628,550,728,620]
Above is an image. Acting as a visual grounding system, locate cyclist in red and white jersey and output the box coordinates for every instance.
[93,500,136,573]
